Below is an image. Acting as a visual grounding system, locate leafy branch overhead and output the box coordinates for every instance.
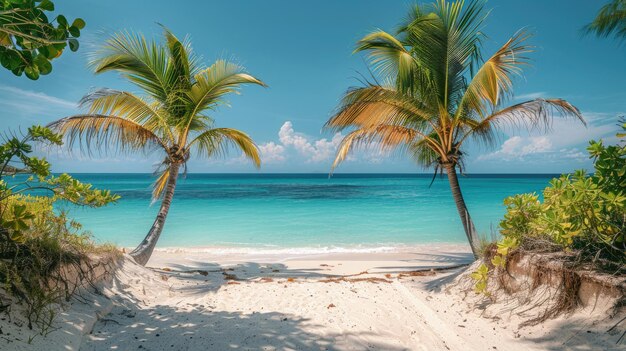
[0,0,85,79]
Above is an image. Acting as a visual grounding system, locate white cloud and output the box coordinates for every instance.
[203,121,344,166]
[277,121,343,163]
[478,136,552,161]
[515,92,547,101]
[520,136,552,155]
[476,110,620,164]
[560,148,587,161]
[0,85,79,127]
[261,121,413,166]
[0,85,77,116]
[258,141,286,163]
[0,85,77,109]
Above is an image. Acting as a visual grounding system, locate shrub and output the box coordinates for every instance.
[0,126,119,332]
[474,121,625,293]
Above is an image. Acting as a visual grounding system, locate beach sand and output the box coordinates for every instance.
[2,244,623,350]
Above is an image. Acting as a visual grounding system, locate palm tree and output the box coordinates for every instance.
[49,29,266,265]
[325,0,585,258]
[584,0,626,41]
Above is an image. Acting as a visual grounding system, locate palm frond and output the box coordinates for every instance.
[162,27,191,89]
[151,162,171,200]
[355,30,422,93]
[160,25,202,105]
[397,0,488,108]
[325,85,435,131]
[584,0,626,41]
[458,30,533,118]
[331,125,432,171]
[188,60,266,114]
[48,114,167,156]
[90,30,170,101]
[188,128,260,167]
[434,0,488,108]
[80,88,173,138]
[408,137,440,168]
[458,98,585,147]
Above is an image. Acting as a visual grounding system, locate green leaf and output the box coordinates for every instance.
[34,55,52,75]
[491,255,505,267]
[24,65,40,80]
[72,18,86,30]
[9,231,25,244]
[57,15,68,27]
[1,50,22,70]
[39,0,55,11]
[68,26,80,38]
[68,39,79,52]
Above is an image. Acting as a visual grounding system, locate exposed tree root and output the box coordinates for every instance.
[481,249,625,327]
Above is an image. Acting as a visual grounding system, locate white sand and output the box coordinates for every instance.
[2,244,623,350]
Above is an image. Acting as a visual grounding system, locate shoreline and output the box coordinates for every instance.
[144,243,473,273]
[149,242,470,254]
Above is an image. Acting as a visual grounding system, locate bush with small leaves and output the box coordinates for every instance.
[473,121,626,293]
[0,125,118,332]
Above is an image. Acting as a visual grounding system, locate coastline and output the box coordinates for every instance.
[145,243,473,273]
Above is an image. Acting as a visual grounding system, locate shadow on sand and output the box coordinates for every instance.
[84,307,409,350]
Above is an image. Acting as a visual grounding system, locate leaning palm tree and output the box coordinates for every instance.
[49,29,266,265]
[584,0,626,42]
[325,0,585,258]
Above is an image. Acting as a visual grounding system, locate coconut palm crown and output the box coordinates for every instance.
[49,28,266,265]
[325,0,585,258]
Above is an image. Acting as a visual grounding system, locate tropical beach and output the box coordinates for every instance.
[1,1,625,350]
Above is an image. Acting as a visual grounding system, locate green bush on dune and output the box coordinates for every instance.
[0,126,119,332]
[473,122,626,293]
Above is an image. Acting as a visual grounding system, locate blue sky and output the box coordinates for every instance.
[1,0,624,173]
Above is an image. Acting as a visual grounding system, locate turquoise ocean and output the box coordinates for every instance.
[61,173,555,254]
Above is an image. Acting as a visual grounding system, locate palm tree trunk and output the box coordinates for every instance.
[444,162,481,259]
[129,164,180,265]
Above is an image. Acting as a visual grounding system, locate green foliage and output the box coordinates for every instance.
[470,263,489,294]
[499,193,543,241]
[0,0,85,79]
[472,123,626,293]
[0,126,119,244]
[0,126,119,332]
[0,195,117,331]
[584,0,626,42]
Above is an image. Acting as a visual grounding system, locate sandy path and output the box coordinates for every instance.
[82,269,461,351]
[82,250,472,351]
[76,246,623,351]
[2,246,621,350]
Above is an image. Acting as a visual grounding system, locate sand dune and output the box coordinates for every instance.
[2,245,623,350]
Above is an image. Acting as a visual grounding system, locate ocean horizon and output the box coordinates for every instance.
[56,173,559,253]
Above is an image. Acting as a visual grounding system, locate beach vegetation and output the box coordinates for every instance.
[324,0,585,258]
[0,0,84,79]
[0,126,119,332]
[49,27,266,265]
[474,123,626,294]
